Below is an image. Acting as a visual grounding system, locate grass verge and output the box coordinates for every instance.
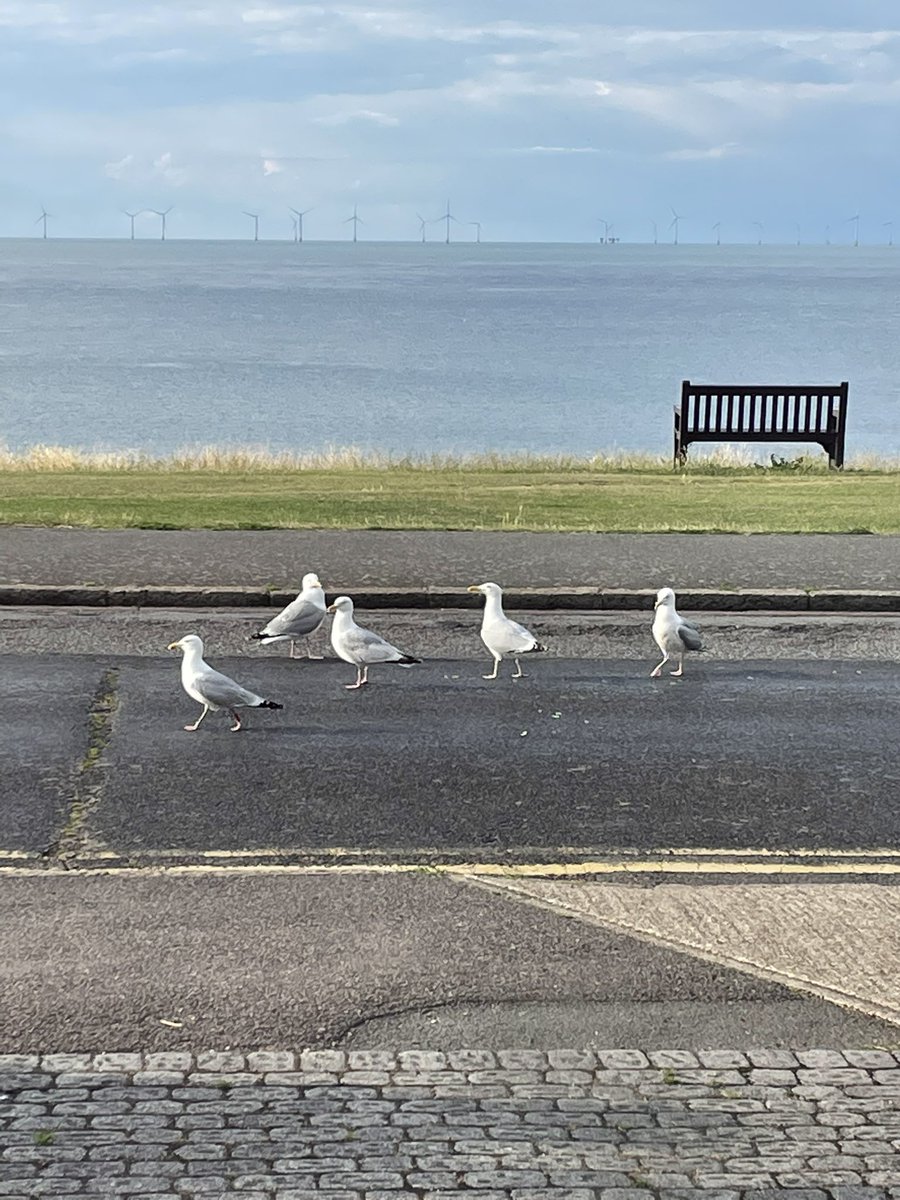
[2,460,900,532]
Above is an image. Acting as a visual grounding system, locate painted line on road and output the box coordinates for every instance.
[4,852,900,878]
[76,844,900,861]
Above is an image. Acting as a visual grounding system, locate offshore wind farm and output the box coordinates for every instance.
[8,203,895,246]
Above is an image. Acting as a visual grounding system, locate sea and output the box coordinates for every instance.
[1,238,899,458]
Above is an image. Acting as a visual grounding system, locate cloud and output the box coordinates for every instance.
[4,2,900,239]
[663,142,745,160]
[513,145,602,154]
[313,108,401,127]
[152,151,188,186]
[104,153,134,179]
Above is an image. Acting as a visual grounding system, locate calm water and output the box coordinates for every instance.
[1,239,899,456]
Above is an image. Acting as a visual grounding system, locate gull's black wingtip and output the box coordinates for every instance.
[259,699,284,710]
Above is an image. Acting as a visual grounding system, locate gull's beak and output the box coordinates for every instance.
[326,603,336,613]
[166,641,181,650]
[653,599,660,610]
[466,585,482,593]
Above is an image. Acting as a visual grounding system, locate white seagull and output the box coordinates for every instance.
[650,587,703,678]
[248,571,326,659]
[326,595,420,689]
[467,581,546,680]
[167,634,284,731]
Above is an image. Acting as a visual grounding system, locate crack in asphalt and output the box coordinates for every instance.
[42,667,119,864]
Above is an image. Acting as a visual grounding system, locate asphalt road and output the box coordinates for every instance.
[2,871,895,1052]
[4,648,900,1053]
[4,527,900,590]
[3,654,900,860]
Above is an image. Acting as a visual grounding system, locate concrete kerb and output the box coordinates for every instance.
[3,583,900,612]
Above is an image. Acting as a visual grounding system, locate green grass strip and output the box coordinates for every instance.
[2,466,900,533]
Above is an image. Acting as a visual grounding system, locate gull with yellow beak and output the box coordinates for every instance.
[167,634,284,731]
[467,581,546,680]
[326,595,420,689]
[651,587,703,678]
[248,571,326,659]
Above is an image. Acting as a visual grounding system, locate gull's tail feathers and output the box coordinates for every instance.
[396,654,421,666]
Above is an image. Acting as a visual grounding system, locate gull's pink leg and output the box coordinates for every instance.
[345,666,365,690]
[184,705,209,732]
[229,709,243,732]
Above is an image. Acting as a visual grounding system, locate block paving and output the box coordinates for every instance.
[2,1049,900,1198]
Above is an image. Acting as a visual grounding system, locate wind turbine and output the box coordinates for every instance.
[344,203,362,242]
[884,220,894,247]
[795,223,802,246]
[713,222,721,246]
[669,208,682,245]
[753,221,764,246]
[848,212,860,247]
[290,217,298,243]
[244,211,260,242]
[650,220,658,245]
[469,221,482,243]
[36,208,51,239]
[825,224,831,246]
[598,218,612,244]
[289,207,311,243]
[151,207,172,241]
[435,199,457,244]
[123,210,141,240]
[415,213,427,243]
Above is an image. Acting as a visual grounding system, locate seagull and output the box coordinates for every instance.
[650,587,703,678]
[248,571,326,659]
[167,634,284,731]
[326,595,420,689]
[467,581,546,680]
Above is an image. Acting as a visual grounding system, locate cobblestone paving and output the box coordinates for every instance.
[2,1049,900,1198]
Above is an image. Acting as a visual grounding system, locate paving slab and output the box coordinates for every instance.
[3,527,900,590]
[0,658,99,852]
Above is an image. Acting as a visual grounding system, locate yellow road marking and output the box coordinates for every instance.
[3,844,899,863]
[2,852,900,878]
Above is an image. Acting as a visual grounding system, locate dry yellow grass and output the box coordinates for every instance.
[1,442,895,474]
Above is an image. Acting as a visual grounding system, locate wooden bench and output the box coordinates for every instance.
[674,381,849,468]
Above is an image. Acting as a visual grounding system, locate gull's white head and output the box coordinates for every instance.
[301,572,323,591]
[467,581,502,598]
[326,595,353,615]
[167,634,203,653]
[654,587,676,610]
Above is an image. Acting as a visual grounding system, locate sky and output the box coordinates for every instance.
[1,0,898,242]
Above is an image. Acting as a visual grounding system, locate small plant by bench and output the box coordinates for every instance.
[674,381,849,469]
